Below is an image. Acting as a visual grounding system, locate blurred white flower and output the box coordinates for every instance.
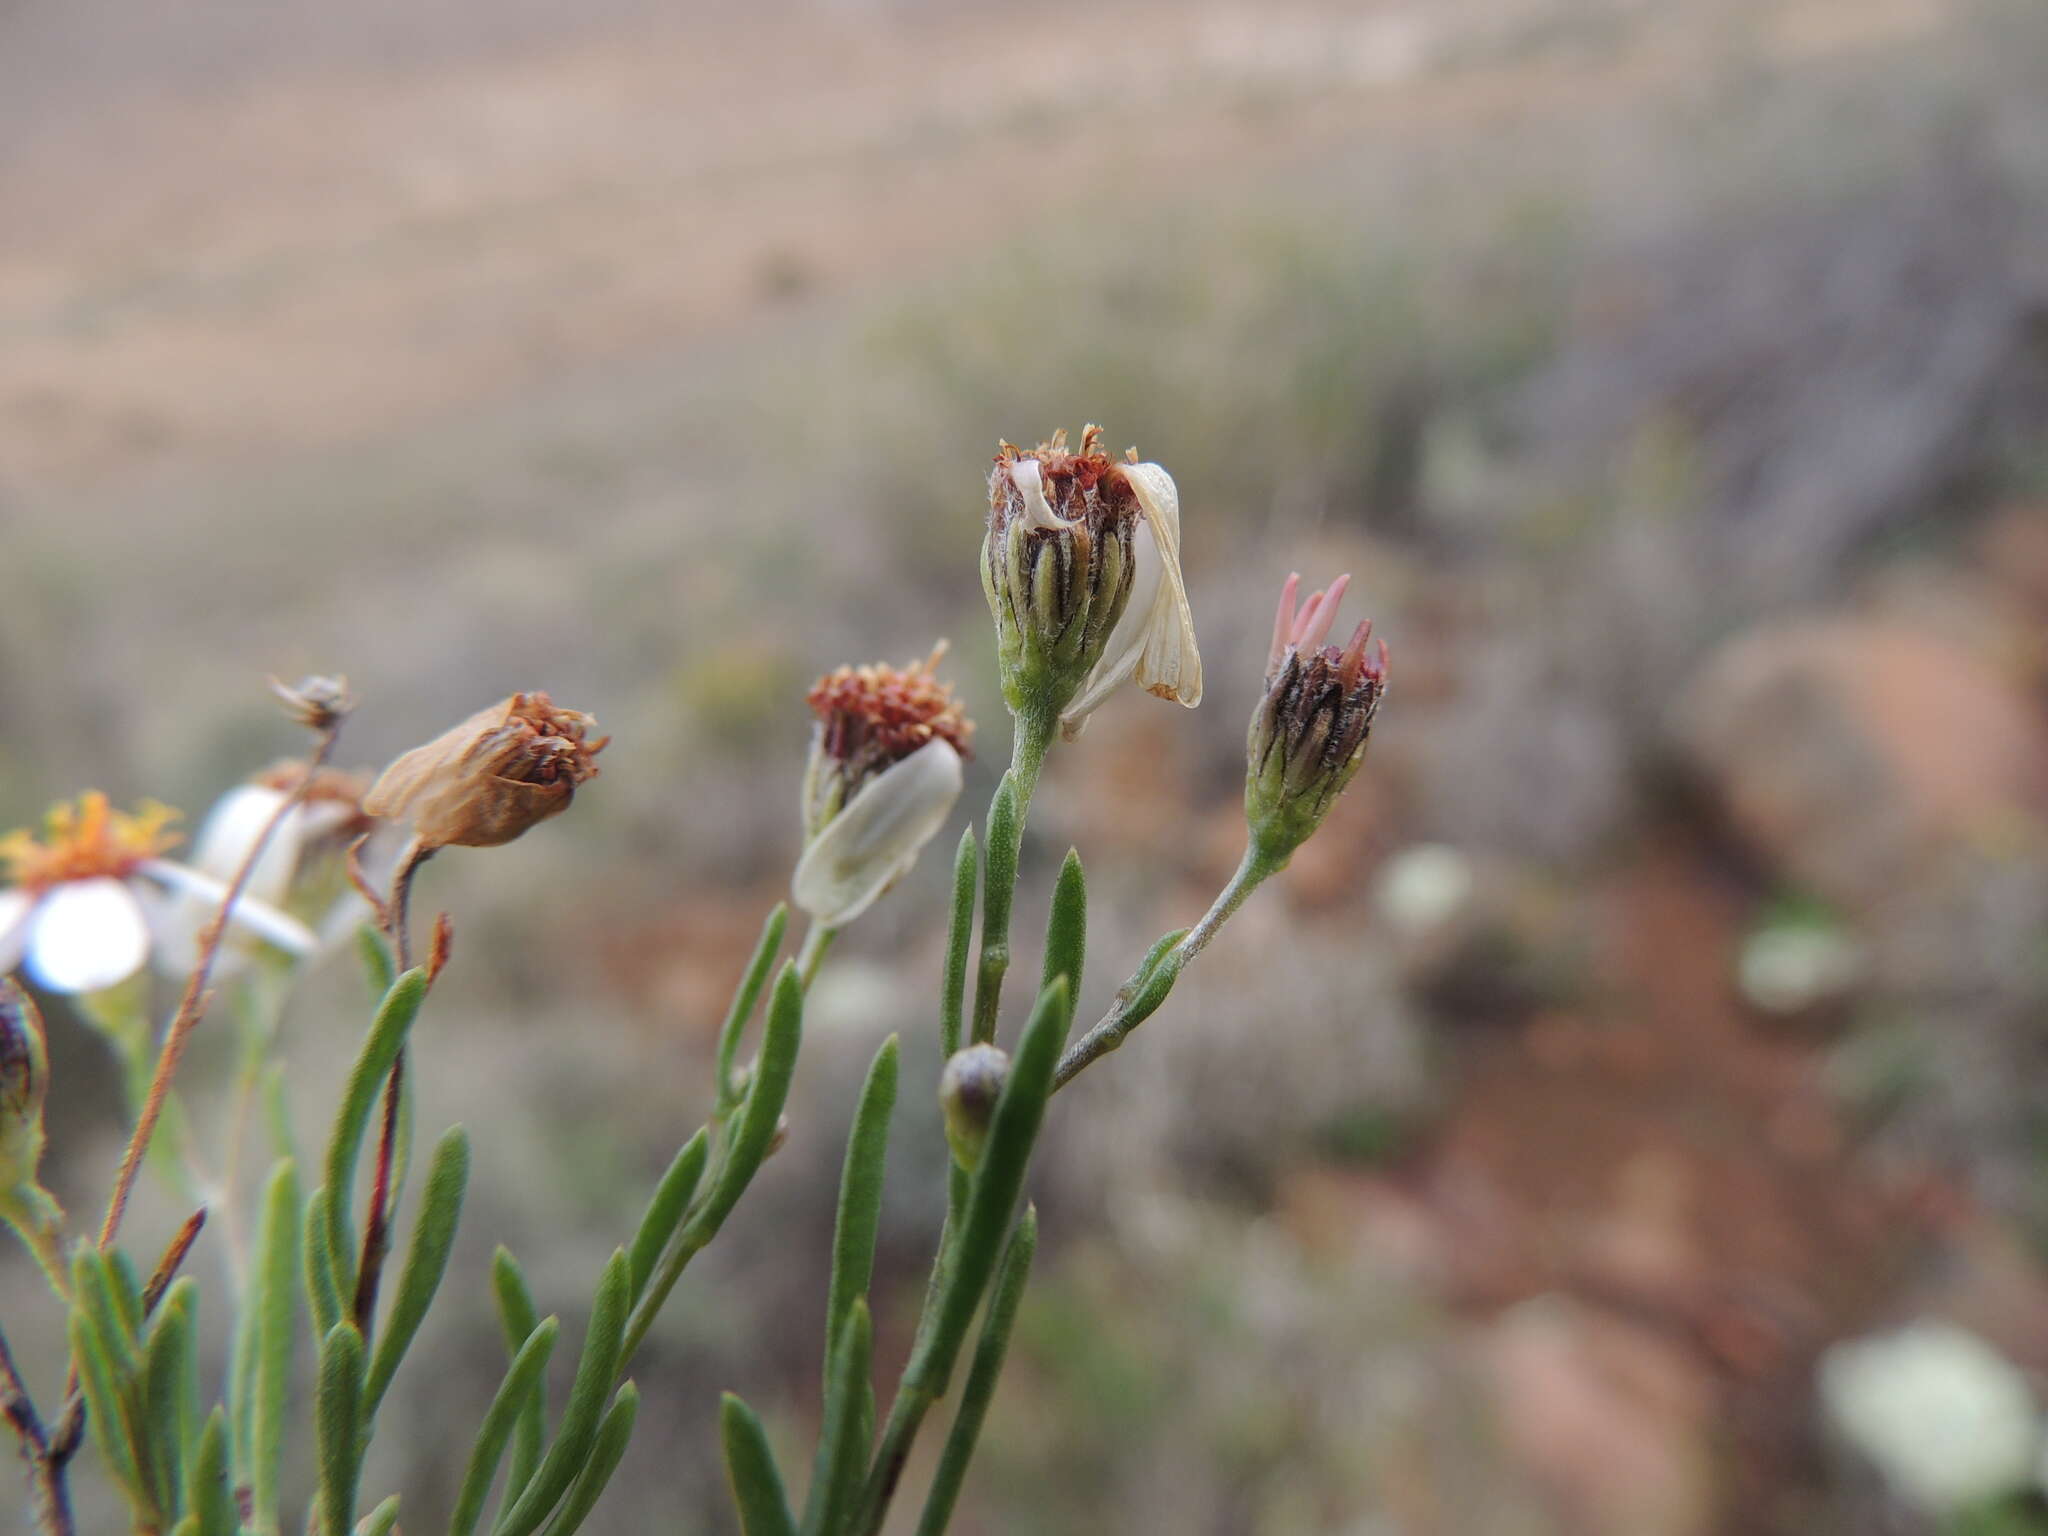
[0,792,315,995]
[1737,922,1865,1015]
[1058,460,1202,738]
[1375,844,1475,938]
[153,766,378,976]
[1819,1320,2042,1515]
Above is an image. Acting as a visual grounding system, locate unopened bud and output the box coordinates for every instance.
[939,1043,1009,1172]
[0,981,49,1193]
[983,428,1201,734]
[1245,573,1388,863]
[364,692,607,851]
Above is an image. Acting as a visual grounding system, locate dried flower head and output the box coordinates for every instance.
[1245,572,1389,861]
[0,980,49,1193]
[270,674,356,731]
[365,692,608,851]
[793,647,970,928]
[982,427,1200,736]
[0,792,314,993]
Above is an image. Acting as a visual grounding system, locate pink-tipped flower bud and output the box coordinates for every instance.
[0,980,49,1193]
[939,1042,1009,1172]
[1245,572,1389,862]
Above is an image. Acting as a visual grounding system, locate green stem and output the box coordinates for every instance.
[795,923,837,989]
[1053,841,1275,1089]
[968,712,1054,1046]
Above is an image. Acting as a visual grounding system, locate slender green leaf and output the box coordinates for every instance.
[916,1208,1037,1536]
[140,1277,199,1509]
[685,964,803,1248]
[184,1407,235,1536]
[1121,936,1186,1031]
[626,1127,709,1303]
[304,1189,343,1341]
[534,1383,640,1536]
[355,1494,402,1536]
[491,1248,547,1507]
[321,968,430,1294]
[170,1519,199,1536]
[364,1125,469,1415]
[68,1309,145,1509]
[717,904,789,1111]
[802,1301,872,1536]
[107,1250,145,1338]
[262,1061,298,1168]
[250,1158,301,1534]
[72,1249,139,1373]
[492,1249,631,1536]
[970,775,1022,1046]
[1040,849,1086,1028]
[907,976,1067,1399]
[824,1037,897,1377]
[315,1323,367,1536]
[449,1316,560,1536]
[940,828,978,1059]
[720,1394,797,1536]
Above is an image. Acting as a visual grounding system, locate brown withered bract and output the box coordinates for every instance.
[364,692,607,850]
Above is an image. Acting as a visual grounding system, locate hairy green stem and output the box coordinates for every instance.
[968,712,1054,1046]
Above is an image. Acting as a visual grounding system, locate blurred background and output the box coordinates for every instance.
[4,0,2046,1530]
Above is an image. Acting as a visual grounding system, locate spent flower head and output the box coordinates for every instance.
[1245,572,1388,863]
[269,673,356,732]
[365,691,607,851]
[982,427,1200,738]
[0,791,315,993]
[793,646,970,928]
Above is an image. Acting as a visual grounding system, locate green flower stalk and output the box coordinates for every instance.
[1244,571,1389,867]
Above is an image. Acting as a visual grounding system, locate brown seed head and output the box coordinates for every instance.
[364,692,608,850]
[270,674,356,732]
[803,646,971,841]
[986,425,1143,538]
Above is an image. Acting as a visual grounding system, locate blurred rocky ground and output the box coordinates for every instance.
[3,0,2046,1532]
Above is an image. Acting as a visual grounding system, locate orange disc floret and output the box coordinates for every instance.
[989,425,1141,526]
[808,646,975,769]
[0,792,182,892]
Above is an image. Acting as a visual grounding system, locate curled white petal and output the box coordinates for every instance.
[792,739,963,928]
[0,889,34,979]
[190,785,302,901]
[136,860,318,958]
[1011,459,1070,531]
[1058,461,1202,738]
[27,878,151,994]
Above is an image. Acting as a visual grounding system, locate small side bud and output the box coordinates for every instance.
[940,1043,1009,1172]
[269,674,356,731]
[0,981,50,1194]
[1245,573,1388,864]
[364,692,607,851]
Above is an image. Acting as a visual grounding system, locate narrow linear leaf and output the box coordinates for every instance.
[916,1208,1038,1536]
[140,1277,199,1509]
[969,775,1022,1046]
[364,1126,469,1415]
[626,1127,709,1303]
[1121,935,1187,1031]
[321,968,430,1294]
[68,1310,146,1509]
[491,1248,547,1507]
[251,1159,301,1534]
[1039,849,1086,1027]
[492,1249,631,1536]
[940,828,978,1059]
[908,976,1067,1399]
[720,1393,797,1536]
[184,1408,235,1536]
[304,1189,343,1341]
[686,963,804,1248]
[72,1249,140,1370]
[315,1323,367,1536]
[534,1383,640,1536]
[824,1037,897,1377]
[717,904,789,1111]
[801,1300,872,1536]
[354,1494,402,1536]
[448,1316,560,1536]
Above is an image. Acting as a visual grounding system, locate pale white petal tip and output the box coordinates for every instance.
[27,878,152,994]
[792,740,964,928]
[137,860,319,957]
